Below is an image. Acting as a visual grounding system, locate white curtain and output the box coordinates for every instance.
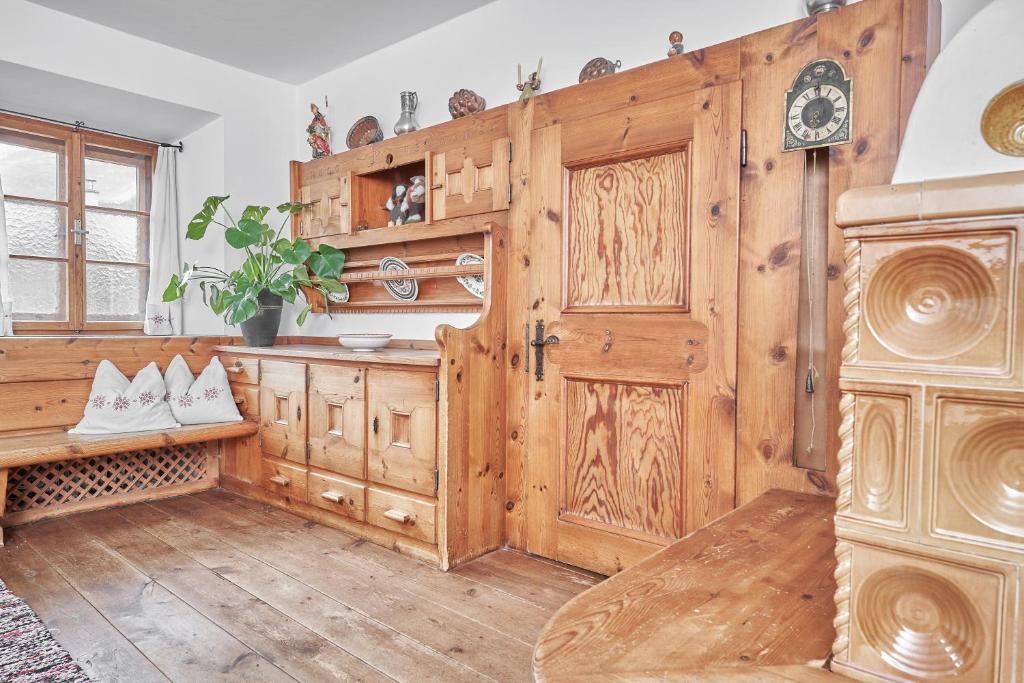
[0,172,12,335]
[145,147,182,335]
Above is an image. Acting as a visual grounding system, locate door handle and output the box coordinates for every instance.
[529,320,559,381]
[321,491,344,504]
[384,509,412,524]
[372,416,379,434]
[269,475,290,486]
[71,218,90,246]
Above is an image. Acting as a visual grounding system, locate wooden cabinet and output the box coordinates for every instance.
[308,364,365,478]
[308,471,366,521]
[367,369,437,496]
[261,458,308,504]
[429,137,510,221]
[367,488,436,545]
[258,360,307,463]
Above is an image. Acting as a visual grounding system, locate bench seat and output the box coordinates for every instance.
[0,421,258,469]
[532,489,838,681]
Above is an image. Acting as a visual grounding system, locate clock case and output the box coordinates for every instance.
[783,58,853,151]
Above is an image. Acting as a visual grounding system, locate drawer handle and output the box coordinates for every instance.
[321,491,345,504]
[384,509,412,524]
[269,475,291,486]
[234,396,245,405]
[225,366,244,375]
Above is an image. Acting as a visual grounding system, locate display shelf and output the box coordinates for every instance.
[321,212,502,250]
[338,263,484,284]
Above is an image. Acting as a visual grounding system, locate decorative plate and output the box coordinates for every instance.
[981,80,1024,156]
[455,253,485,299]
[346,116,384,149]
[326,284,350,304]
[379,256,419,302]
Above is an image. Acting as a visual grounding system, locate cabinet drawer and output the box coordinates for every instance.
[231,384,260,419]
[220,355,259,384]
[261,458,308,503]
[367,487,436,544]
[308,471,366,521]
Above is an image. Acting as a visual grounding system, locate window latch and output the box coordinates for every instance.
[72,218,89,246]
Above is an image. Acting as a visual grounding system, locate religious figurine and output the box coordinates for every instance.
[404,176,427,223]
[667,31,685,57]
[517,59,543,101]
[306,103,331,158]
[385,183,408,226]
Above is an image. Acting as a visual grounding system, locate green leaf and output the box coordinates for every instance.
[296,303,313,327]
[162,274,184,302]
[292,265,312,286]
[277,201,309,215]
[203,195,230,214]
[310,244,345,279]
[228,298,258,325]
[268,272,296,302]
[318,277,345,294]
[186,195,230,240]
[241,205,270,223]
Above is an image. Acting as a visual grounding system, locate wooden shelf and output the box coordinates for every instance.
[323,212,503,250]
[339,264,484,284]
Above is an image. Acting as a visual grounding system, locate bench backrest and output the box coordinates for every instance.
[0,337,232,435]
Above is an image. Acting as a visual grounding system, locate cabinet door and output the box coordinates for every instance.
[367,370,437,496]
[299,173,351,238]
[429,136,509,221]
[259,360,307,463]
[308,364,365,478]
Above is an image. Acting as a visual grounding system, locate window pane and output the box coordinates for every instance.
[9,258,66,321]
[86,263,148,321]
[0,140,60,200]
[85,157,139,210]
[86,211,147,262]
[4,199,67,258]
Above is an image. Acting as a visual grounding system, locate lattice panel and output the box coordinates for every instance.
[5,444,209,514]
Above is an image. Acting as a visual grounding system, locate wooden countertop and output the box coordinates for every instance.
[214,344,441,367]
[532,489,838,681]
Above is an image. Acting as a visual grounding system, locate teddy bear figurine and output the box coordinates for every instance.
[385,183,408,226]
[404,175,427,223]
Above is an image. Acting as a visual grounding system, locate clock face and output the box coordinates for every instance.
[788,84,849,144]
[783,59,852,152]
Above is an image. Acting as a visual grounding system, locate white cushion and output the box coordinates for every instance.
[70,360,179,434]
[164,355,243,425]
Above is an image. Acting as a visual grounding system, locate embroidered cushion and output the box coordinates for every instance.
[70,360,179,434]
[164,355,242,425]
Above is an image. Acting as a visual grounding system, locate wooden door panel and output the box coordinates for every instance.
[258,360,307,464]
[525,82,742,575]
[565,149,689,311]
[308,364,365,478]
[367,369,437,496]
[561,378,686,543]
[431,137,509,220]
[299,173,351,238]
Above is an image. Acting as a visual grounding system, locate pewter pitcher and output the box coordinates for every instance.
[394,91,419,136]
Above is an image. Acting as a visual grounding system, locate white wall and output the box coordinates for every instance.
[0,0,296,335]
[288,0,992,340]
[894,0,1023,182]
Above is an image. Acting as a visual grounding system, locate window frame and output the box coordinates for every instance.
[0,112,156,333]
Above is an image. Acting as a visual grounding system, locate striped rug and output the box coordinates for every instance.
[0,577,89,682]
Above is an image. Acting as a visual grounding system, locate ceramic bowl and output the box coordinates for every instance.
[338,333,392,352]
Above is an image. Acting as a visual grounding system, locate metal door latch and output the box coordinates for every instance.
[530,320,559,381]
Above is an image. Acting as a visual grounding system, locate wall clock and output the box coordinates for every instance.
[783,59,852,151]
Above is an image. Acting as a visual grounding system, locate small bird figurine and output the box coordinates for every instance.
[517,58,543,101]
[667,31,685,57]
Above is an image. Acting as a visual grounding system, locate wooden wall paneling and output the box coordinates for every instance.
[503,97,533,550]
[735,17,825,504]
[436,221,508,569]
[898,0,942,145]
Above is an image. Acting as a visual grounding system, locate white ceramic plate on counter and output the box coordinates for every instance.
[338,333,392,351]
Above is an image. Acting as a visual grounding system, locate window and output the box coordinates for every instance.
[0,113,154,332]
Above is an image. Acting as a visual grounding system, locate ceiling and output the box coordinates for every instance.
[26,0,494,84]
[0,61,218,142]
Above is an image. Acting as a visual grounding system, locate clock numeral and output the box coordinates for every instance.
[836,106,847,113]
[831,115,843,125]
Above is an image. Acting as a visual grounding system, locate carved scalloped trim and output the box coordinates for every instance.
[835,392,856,515]
[842,239,861,364]
[832,540,853,661]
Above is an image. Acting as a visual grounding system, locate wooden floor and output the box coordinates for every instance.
[0,490,601,682]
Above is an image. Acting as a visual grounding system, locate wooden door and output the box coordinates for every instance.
[307,364,366,478]
[367,369,437,496]
[524,83,741,575]
[299,172,351,238]
[430,137,510,221]
[258,360,307,464]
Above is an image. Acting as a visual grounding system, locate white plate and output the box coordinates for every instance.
[379,256,419,302]
[455,253,485,299]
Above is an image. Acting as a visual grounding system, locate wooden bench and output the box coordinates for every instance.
[532,490,838,681]
[0,421,257,543]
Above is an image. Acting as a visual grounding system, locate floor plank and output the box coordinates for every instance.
[150,494,533,681]
[0,491,601,682]
[19,518,293,682]
[0,530,170,683]
[68,508,392,683]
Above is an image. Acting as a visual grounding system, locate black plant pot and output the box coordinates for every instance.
[239,290,283,347]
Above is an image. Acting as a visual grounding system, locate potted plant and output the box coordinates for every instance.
[163,195,347,346]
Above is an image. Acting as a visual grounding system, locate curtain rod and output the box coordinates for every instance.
[0,107,184,152]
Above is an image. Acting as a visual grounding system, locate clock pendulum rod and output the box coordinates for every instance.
[803,148,821,460]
